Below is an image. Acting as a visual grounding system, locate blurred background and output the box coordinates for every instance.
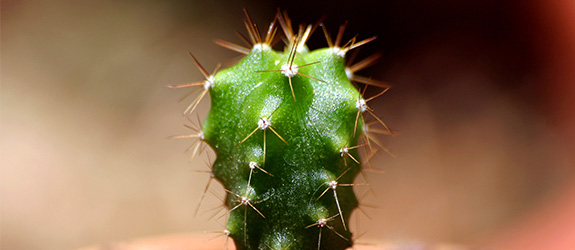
[2,0,574,249]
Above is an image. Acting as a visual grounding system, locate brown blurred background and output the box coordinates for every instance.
[2,0,574,249]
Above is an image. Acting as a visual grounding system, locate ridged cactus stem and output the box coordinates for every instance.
[170,9,392,250]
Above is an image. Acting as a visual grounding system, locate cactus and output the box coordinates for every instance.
[171,10,391,250]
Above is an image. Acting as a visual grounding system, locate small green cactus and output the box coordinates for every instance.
[171,10,392,250]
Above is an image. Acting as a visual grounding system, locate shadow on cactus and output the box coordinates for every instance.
[170,9,393,250]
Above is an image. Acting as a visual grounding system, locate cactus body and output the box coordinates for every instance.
[173,11,390,250]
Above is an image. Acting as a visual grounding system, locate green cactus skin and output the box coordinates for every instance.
[172,10,390,250]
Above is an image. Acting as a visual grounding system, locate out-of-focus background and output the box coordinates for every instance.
[2,0,574,249]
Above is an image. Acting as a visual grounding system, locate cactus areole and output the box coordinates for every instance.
[171,10,392,250]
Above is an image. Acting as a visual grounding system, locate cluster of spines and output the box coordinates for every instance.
[170,9,393,250]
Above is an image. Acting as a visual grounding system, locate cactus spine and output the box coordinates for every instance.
[171,10,391,250]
